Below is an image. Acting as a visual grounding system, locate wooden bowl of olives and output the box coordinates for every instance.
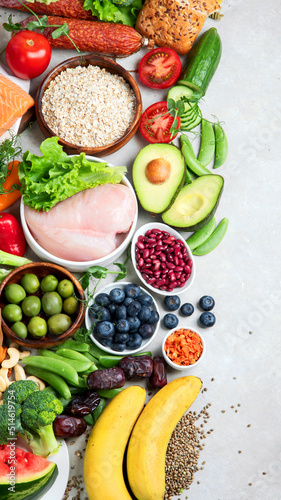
[0,262,85,348]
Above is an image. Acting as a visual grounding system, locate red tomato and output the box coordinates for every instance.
[5,31,52,80]
[139,101,181,144]
[138,47,181,89]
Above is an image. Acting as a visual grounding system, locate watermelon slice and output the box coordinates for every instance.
[0,444,58,500]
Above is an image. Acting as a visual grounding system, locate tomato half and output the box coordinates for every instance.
[139,101,181,144]
[138,47,181,89]
[5,31,52,80]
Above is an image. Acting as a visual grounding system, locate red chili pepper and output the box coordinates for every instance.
[0,213,26,257]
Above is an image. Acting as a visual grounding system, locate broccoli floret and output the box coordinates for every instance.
[21,391,63,457]
[3,380,38,405]
[0,399,24,443]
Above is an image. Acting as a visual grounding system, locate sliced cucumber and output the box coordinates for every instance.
[167,85,194,102]
[180,108,202,131]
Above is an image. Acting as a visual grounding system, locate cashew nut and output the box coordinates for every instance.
[2,348,20,369]
[26,376,45,390]
[14,364,26,381]
[0,376,7,392]
[19,350,31,360]
[0,368,11,388]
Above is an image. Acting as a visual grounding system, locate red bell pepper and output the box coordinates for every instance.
[0,213,26,257]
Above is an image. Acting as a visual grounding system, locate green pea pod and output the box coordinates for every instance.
[214,123,228,168]
[93,398,106,423]
[84,413,95,426]
[42,386,58,396]
[193,218,229,255]
[198,119,215,167]
[59,397,72,410]
[181,143,212,177]
[52,339,90,352]
[24,365,72,400]
[69,386,87,395]
[23,355,79,386]
[186,217,217,251]
[98,351,153,369]
[88,344,106,360]
[180,134,196,155]
[185,167,194,184]
[96,387,124,399]
[56,348,93,362]
[38,349,92,373]
[83,352,100,363]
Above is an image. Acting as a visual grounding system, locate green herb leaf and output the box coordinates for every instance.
[176,99,185,117]
[87,266,109,280]
[3,15,22,32]
[26,20,43,31]
[113,262,127,282]
[52,24,70,39]
[167,98,176,111]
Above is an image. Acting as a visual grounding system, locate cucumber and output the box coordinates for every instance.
[177,28,222,96]
[167,85,194,102]
[180,107,202,131]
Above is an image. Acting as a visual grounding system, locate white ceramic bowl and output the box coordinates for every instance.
[20,159,138,273]
[162,327,205,371]
[131,222,195,296]
[85,282,160,355]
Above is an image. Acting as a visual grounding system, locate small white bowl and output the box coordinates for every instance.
[162,327,205,370]
[85,282,160,355]
[131,222,195,296]
[20,159,138,273]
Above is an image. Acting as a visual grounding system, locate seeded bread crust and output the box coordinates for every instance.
[135,0,221,54]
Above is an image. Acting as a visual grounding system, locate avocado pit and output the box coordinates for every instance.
[145,158,171,184]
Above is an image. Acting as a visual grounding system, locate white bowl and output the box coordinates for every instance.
[85,282,160,355]
[20,158,138,273]
[162,327,205,371]
[131,222,195,296]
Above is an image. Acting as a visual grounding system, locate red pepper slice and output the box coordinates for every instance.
[0,213,26,257]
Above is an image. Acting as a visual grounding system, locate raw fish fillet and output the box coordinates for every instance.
[25,183,137,261]
[0,75,34,137]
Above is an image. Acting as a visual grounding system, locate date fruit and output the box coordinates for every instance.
[66,391,100,417]
[149,356,167,388]
[53,414,87,438]
[118,355,153,379]
[87,367,126,390]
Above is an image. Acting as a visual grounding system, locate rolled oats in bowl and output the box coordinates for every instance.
[41,65,137,148]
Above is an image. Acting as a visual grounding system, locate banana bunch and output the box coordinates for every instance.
[84,376,202,500]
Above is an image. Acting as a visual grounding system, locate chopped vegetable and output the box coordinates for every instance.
[0,161,21,211]
[164,328,203,366]
[0,213,26,256]
[18,137,127,212]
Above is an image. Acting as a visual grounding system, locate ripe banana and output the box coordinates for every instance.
[83,385,146,500]
[127,375,202,500]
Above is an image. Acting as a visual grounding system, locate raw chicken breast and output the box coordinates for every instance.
[25,183,137,261]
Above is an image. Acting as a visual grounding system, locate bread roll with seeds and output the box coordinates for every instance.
[136,0,221,54]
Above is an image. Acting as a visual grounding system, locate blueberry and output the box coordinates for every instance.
[199,295,215,311]
[138,293,153,307]
[96,321,115,338]
[99,337,113,347]
[107,303,117,316]
[127,316,141,333]
[163,295,181,311]
[115,319,130,333]
[89,304,103,323]
[115,305,127,320]
[111,342,127,352]
[127,301,142,317]
[126,333,143,350]
[163,313,179,329]
[95,293,111,307]
[147,310,160,325]
[125,283,141,299]
[138,305,152,323]
[180,303,194,317]
[139,323,154,339]
[100,307,112,322]
[114,333,130,343]
[109,288,125,304]
[199,311,216,327]
[124,297,134,307]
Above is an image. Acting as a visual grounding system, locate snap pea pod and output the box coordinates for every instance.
[181,137,212,177]
[84,413,95,426]
[186,217,217,251]
[67,375,88,389]
[52,339,90,352]
[98,351,152,369]
[92,397,106,423]
[88,344,106,360]
[214,123,228,168]
[193,217,229,255]
[56,348,94,363]
[59,397,72,410]
[198,119,215,167]
[96,387,124,399]
[24,364,72,399]
[42,386,58,396]
[185,166,194,184]
[38,349,92,373]
[69,386,87,395]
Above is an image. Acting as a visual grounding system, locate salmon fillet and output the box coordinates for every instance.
[0,75,34,137]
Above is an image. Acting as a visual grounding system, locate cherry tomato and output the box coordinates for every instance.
[138,47,181,89]
[139,101,181,144]
[5,31,52,80]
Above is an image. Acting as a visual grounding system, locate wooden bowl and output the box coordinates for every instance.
[0,262,85,349]
[35,55,142,157]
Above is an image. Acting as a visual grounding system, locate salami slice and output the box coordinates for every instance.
[0,0,95,20]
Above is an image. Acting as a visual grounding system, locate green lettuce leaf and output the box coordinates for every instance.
[83,0,143,26]
[19,137,127,212]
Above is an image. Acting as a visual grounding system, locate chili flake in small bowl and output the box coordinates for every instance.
[162,327,205,370]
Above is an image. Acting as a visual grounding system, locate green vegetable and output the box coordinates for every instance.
[55,348,94,363]
[93,398,106,422]
[198,119,216,167]
[98,351,152,368]
[177,27,222,96]
[22,355,79,386]
[0,381,63,458]
[19,137,126,212]
[25,365,72,400]
[180,136,212,177]
[38,349,93,373]
[0,134,21,194]
[186,217,217,251]
[83,0,142,26]
[193,218,229,255]
[214,123,228,168]
[84,413,95,426]
[52,339,90,352]
[96,388,124,398]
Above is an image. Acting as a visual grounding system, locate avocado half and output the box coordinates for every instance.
[162,174,224,231]
[132,143,186,214]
